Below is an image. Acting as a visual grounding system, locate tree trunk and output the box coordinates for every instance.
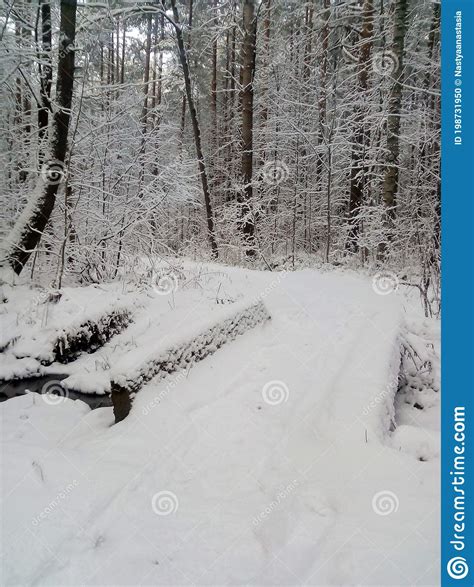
[157,11,164,112]
[170,0,218,258]
[302,1,313,83]
[140,13,153,152]
[316,0,329,200]
[38,0,52,159]
[210,1,218,192]
[2,0,77,275]
[211,17,218,140]
[346,0,374,252]
[379,0,409,258]
[151,14,159,119]
[240,0,257,254]
[223,3,237,200]
[259,0,271,170]
[116,17,120,85]
[178,0,193,147]
[120,20,126,85]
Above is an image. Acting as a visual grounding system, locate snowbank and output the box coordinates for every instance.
[0,264,439,586]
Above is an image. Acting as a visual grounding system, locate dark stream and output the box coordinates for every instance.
[0,374,112,410]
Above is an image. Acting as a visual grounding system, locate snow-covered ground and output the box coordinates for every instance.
[0,263,440,585]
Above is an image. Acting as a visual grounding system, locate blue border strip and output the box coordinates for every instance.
[442,0,474,584]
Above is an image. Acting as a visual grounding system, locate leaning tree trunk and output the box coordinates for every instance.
[169,0,218,258]
[240,0,257,255]
[2,0,77,276]
[378,0,409,259]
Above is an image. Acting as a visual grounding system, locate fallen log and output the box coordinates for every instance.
[111,300,270,422]
[52,309,133,364]
[14,307,133,365]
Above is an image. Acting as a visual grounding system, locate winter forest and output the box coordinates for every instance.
[0,0,441,585]
[1,0,440,286]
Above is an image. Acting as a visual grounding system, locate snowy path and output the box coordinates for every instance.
[1,268,439,586]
